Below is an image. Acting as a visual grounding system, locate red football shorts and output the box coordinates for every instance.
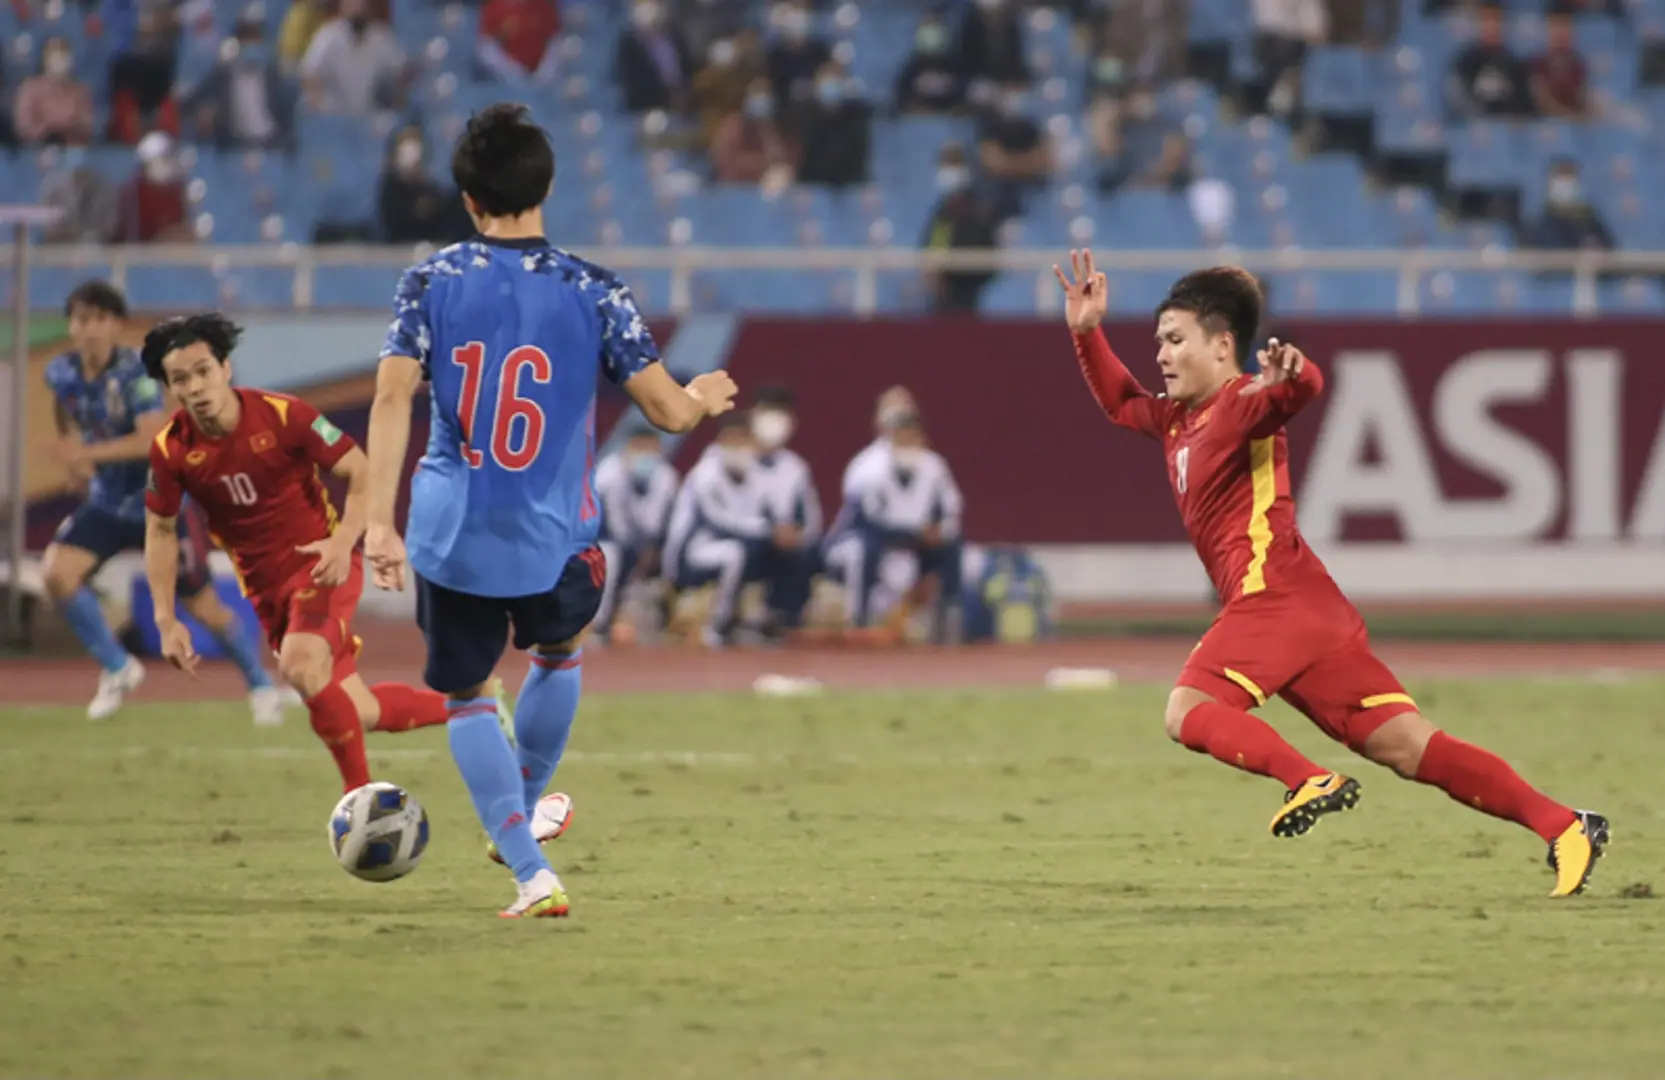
[1177,594,1419,751]
[252,551,365,682]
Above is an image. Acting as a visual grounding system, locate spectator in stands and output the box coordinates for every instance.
[893,8,964,115]
[39,149,119,244]
[766,1,832,119]
[797,62,871,188]
[1447,3,1533,119]
[0,54,15,150]
[13,36,95,147]
[1530,11,1590,119]
[1082,0,1190,85]
[377,125,472,244]
[1250,0,1327,118]
[279,0,333,75]
[1524,157,1614,251]
[115,131,193,244]
[693,35,761,146]
[921,142,999,314]
[977,84,1054,213]
[710,76,797,184]
[182,15,296,152]
[1085,45,1129,169]
[108,3,182,144]
[616,0,693,115]
[1325,0,1396,48]
[672,0,751,62]
[955,0,1030,88]
[300,0,408,116]
[1097,86,1191,194]
[476,0,561,87]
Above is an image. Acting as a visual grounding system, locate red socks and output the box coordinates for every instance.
[307,681,371,792]
[1414,732,1576,842]
[1178,701,1324,791]
[370,682,450,733]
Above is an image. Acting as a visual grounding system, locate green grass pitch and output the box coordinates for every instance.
[2,680,1662,1079]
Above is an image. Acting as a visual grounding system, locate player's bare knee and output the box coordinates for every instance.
[1164,686,1213,742]
[277,640,332,698]
[41,550,85,601]
[1362,712,1437,777]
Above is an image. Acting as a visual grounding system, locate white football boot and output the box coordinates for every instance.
[249,686,287,726]
[87,655,145,721]
[499,868,570,919]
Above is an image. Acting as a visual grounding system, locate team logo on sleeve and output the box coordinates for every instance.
[130,376,162,408]
[311,415,344,446]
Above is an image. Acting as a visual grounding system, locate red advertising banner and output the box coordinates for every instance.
[698,318,1665,546]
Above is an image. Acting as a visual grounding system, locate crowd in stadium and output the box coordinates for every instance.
[0,0,1658,315]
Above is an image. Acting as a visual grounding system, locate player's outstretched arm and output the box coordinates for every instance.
[1233,337,1325,437]
[53,407,167,469]
[143,510,197,673]
[363,355,422,591]
[1053,249,1166,440]
[624,365,739,434]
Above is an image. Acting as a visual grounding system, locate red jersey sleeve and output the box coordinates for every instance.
[1072,328,1168,439]
[144,422,185,518]
[1224,357,1324,440]
[273,393,357,471]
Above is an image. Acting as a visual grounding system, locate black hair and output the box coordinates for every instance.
[141,312,243,381]
[451,103,555,218]
[1156,267,1263,369]
[754,385,795,409]
[63,280,128,320]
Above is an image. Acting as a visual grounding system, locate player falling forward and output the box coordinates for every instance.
[142,314,456,793]
[364,103,738,919]
[43,281,285,722]
[1053,250,1608,897]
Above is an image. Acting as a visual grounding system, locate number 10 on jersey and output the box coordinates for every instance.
[451,342,553,472]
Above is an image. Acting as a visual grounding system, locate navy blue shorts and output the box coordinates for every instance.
[54,503,213,598]
[415,547,607,695]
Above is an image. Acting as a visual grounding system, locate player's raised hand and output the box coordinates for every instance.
[365,523,407,592]
[158,618,199,676]
[297,535,354,587]
[1252,337,1305,390]
[1053,248,1109,334]
[688,370,739,417]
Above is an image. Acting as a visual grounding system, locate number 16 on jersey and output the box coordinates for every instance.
[451,342,552,472]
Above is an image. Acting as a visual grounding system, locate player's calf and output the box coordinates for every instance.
[281,633,371,791]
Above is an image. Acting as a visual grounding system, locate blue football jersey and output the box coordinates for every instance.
[381,237,661,597]
[44,346,165,522]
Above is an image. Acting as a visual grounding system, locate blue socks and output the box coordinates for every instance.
[447,698,549,883]
[60,586,128,673]
[515,652,582,813]
[213,615,273,691]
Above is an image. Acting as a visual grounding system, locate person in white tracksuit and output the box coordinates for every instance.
[747,386,823,632]
[593,427,679,641]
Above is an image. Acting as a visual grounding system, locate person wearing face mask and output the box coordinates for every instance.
[14,36,95,147]
[181,15,295,152]
[747,386,824,635]
[822,387,918,616]
[477,0,562,88]
[377,126,473,245]
[662,414,776,647]
[922,142,999,313]
[1524,158,1614,255]
[893,9,964,115]
[300,0,409,117]
[848,414,965,643]
[955,0,1030,87]
[115,131,193,243]
[765,1,831,120]
[592,428,681,645]
[615,0,695,114]
[711,75,798,183]
[977,84,1054,209]
[798,61,872,188]
[693,36,757,144]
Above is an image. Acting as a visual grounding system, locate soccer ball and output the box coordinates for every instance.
[328,782,430,883]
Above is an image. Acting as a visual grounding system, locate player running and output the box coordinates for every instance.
[364,103,739,919]
[142,313,455,793]
[43,280,286,722]
[1054,249,1608,898]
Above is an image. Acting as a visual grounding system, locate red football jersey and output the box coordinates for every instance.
[146,388,356,599]
[1073,328,1338,607]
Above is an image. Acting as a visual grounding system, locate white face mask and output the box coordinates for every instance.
[892,445,926,470]
[751,410,795,450]
[626,452,658,481]
[144,159,177,183]
[45,51,72,78]
[718,445,755,472]
[395,141,423,170]
[633,2,662,30]
[709,39,737,67]
[1548,175,1580,205]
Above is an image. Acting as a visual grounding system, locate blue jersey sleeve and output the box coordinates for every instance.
[44,355,76,401]
[596,278,660,386]
[381,264,435,376]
